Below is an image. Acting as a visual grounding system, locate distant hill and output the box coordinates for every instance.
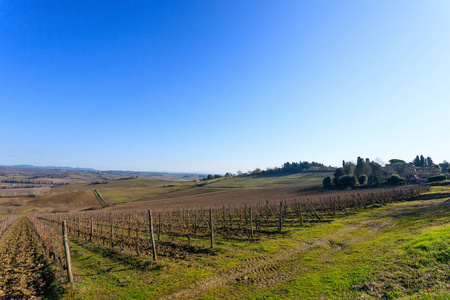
[3,165,97,171]
[0,165,206,182]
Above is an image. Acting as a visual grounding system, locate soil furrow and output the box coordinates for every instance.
[0,217,59,299]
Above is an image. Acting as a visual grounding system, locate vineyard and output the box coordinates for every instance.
[1,183,448,299]
[29,186,426,265]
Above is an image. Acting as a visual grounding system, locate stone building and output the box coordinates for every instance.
[384,163,417,184]
[384,162,441,184]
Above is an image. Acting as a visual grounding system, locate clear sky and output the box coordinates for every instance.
[1,1,449,173]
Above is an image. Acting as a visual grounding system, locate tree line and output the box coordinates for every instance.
[323,157,384,189]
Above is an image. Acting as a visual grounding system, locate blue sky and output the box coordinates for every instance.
[1,1,449,173]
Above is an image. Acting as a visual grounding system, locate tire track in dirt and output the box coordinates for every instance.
[0,217,59,299]
[163,201,427,300]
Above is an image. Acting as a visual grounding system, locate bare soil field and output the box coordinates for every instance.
[112,185,317,210]
[0,218,60,299]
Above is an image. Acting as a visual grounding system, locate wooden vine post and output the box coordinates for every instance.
[90,218,93,242]
[209,208,214,249]
[306,200,322,220]
[110,215,114,248]
[297,199,303,226]
[62,221,74,285]
[250,208,254,239]
[158,213,162,241]
[337,196,348,214]
[194,209,198,234]
[279,201,283,231]
[333,197,337,217]
[147,210,157,261]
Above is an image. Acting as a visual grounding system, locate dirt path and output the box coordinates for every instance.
[0,217,59,299]
[164,198,447,299]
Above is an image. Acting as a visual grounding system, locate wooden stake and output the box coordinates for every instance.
[158,213,162,241]
[147,210,157,261]
[110,215,114,248]
[297,199,303,226]
[250,208,254,239]
[337,196,348,214]
[194,209,198,234]
[333,197,337,217]
[90,218,93,242]
[306,200,322,220]
[62,221,74,285]
[209,208,214,249]
[279,201,283,231]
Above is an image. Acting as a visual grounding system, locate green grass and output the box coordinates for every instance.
[63,186,449,299]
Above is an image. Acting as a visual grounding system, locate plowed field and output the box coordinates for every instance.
[0,218,59,299]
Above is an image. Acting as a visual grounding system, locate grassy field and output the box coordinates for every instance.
[61,186,450,299]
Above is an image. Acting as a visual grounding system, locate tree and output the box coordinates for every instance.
[237,170,243,176]
[343,161,355,175]
[355,157,365,177]
[387,174,405,185]
[413,155,420,167]
[333,168,345,186]
[252,168,262,175]
[389,159,406,164]
[420,155,425,167]
[322,176,333,189]
[334,168,344,178]
[439,161,449,173]
[426,156,434,166]
[358,174,368,186]
[206,174,214,180]
[337,175,357,189]
[363,158,372,177]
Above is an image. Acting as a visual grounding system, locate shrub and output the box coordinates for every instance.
[337,175,357,189]
[428,174,447,182]
[322,176,334,189]
[387,174,405,185]
[358,175,368,185]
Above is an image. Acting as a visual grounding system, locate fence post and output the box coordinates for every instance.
[110,215,114,248]
[333,197,337,217]
[90,218,93,242]
[279,201,283,231]
[209,208,214,249]
[158,213,162,241]
[306,200,322,220]
[147,210,157,261]
[337,196,348,214]
[298,199,303,226]
[62,221,74,285]
[250,208,254,239]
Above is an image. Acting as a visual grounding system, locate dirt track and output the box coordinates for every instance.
[0,217,57,299]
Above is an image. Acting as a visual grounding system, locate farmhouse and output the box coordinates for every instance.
[384,163,417,184]
[384,162,442,184]
[416,165,441,178]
